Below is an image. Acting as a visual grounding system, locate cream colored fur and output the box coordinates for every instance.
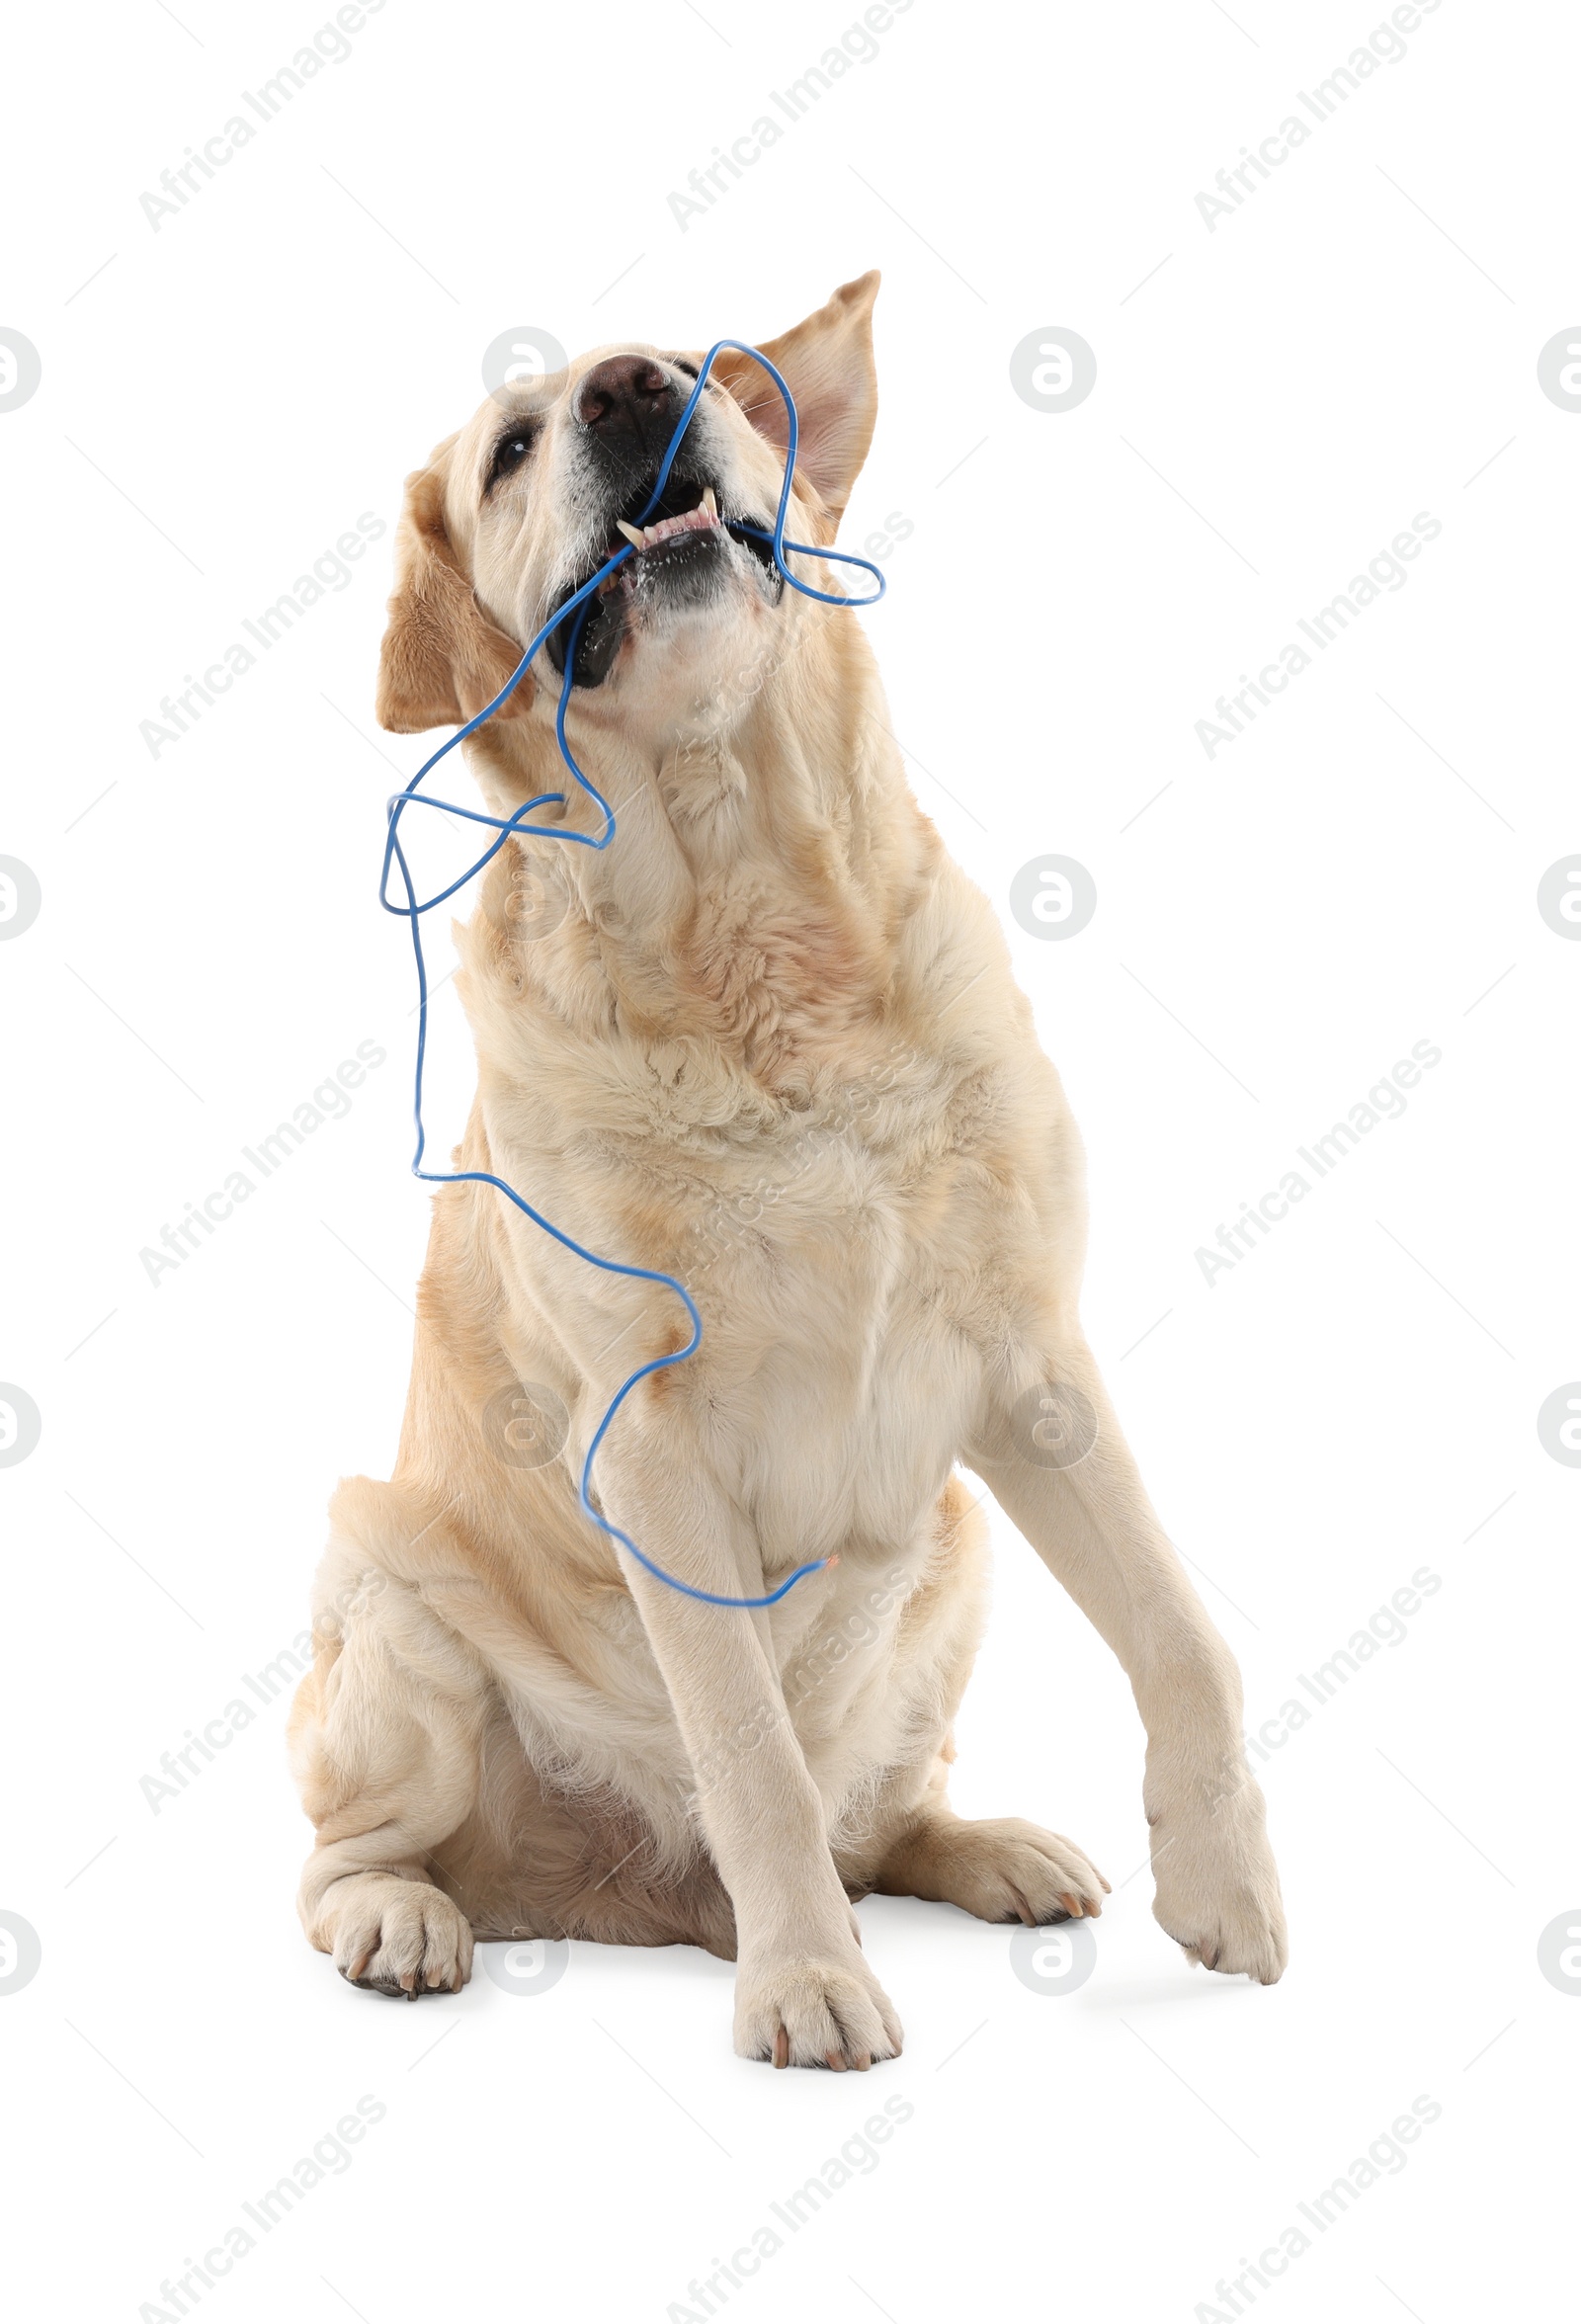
[290,274,1286,2068]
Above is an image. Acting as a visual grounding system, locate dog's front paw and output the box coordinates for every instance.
[1148,1774,1288,1985]
[1154,1868,1287,1984]
[735,1941,903,2070]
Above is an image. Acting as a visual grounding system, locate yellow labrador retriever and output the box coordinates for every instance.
[290,273,1286,2068]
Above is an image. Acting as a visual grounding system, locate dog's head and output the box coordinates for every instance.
[375,272,880,739]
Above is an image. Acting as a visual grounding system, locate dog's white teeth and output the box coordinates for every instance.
[613,494,714,557]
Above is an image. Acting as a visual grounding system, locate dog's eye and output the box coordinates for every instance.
[672,357,720,396]
[486,423,540,492]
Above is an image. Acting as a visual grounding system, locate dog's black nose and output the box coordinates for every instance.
[574,355,672,435]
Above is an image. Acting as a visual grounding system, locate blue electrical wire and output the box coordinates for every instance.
[377,341,886,1609]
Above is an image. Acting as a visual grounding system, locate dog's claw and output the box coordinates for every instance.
[773,2027,790,2069]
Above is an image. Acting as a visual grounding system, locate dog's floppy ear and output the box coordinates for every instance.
[375,445,535,732]
[713,271,879,529]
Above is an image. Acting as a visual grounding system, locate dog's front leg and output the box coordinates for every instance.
[968,1336,1288,1984]
[597,1443,902,2068]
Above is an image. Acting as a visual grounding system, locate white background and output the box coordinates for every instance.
[2,1,1576,2317]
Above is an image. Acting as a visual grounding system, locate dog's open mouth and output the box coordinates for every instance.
[544,472,779,688]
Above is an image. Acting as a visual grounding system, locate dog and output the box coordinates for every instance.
[289,272,1286,2068]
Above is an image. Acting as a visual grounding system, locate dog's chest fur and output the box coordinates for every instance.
[457,804,1018,1571]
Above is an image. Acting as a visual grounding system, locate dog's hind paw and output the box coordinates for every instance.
[329,1875,473,1999]
[875,1811,1110,1927]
